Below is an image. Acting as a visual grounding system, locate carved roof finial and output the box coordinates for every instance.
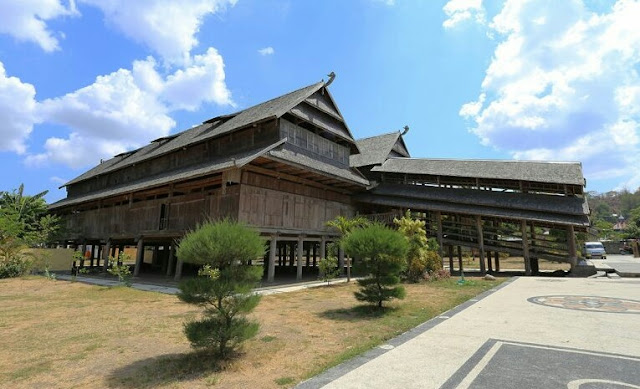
[401,125,409,136]
[325,71,336,87]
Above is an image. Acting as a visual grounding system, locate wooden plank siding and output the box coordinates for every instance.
[238,170,354,232]
[62,186,241,239]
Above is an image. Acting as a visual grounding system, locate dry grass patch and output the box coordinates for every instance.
[0,276,503,388]
[455,255,570,272]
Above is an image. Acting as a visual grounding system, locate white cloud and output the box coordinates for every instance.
[78,0,236,64]
[0,62,38,154]
[457,0,640,188]
[50,176,68,185]
[443,0,485,29]
[0,0,78,52]
[258,46,275,56]
[29,52,233,168]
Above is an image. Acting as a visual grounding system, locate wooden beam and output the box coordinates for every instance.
[297,235,304,281]
[521,220,531,275]
[133,238,144,277]
[268,234,277,282]
[567,225,577,270]
[475,215,486,274]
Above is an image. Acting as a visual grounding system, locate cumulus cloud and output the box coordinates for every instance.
[258,46,274,56]
[443,0,485,29]
[457,0,640,188]
[0,62,38,154]
[0,0,78,52]
[28,52,233,168]
[78,0,236,64]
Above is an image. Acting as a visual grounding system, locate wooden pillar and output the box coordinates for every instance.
[90,245,96,267]
[133,238,144,277]
[494,251,500,272]
[521,220,531,275]
[435,211,444,259]
[102,239,111,272]
[338,245,345,276]
[530,223,538,275]
[312,244,317,267]
[80,241,87,268]
[96,245,102,267]
[320,236,326,261]
[567,225,577,270]
[289,242,295,267]
[268,234,277,283]
[457,246,463,273]
[306,243,311,267]
[152,245,159,267]
[278,245,282,267]
[297,235,304,281]
[174,256,183,281]
[475,216,486,274]
[487,250,493,273]
[448,245,454,272]
[166,243,175,277]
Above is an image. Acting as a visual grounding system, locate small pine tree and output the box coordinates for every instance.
[342,224,408,308]
[177,220,264,358]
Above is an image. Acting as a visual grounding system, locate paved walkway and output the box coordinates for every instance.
[55,274,352,296]
[299,276,640,389]
[591,254,640,277]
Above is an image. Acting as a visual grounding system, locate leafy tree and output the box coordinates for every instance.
[326,215,370,281]
[177,220,264,358]
[318,247,340,285]
[0,184,59,246]
[624,206,640,239]
[393,210,442,282]
[342,224,408,308]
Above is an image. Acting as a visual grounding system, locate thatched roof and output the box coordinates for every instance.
[63,81,326,187]
[50,140,287,210]
[371,158,585,186]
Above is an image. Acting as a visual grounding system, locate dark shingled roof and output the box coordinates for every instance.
[372,158,585,186]
[50,140,287,210]
[268,148,369,186]
[355,193,590,226]
[350,132,402,168]
[63,81,325,187]
[362,184,589,216]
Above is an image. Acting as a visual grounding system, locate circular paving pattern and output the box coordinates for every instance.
[528,295,640,314]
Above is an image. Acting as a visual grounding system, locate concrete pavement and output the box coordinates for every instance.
[591,253,640,277]
[55,273,354,296]
[299,277,640,389]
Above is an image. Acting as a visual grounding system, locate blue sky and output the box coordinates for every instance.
[1,0,639,203]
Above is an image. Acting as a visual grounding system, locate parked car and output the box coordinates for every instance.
[583,242,607,259]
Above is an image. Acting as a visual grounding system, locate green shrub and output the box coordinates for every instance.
[0,256,33,278]
[107,252,132,286]
[318,255,340,285]
[177,219,265,358]
[342,224,408,308]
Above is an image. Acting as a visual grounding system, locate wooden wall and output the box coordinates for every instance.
[61,186,240,239]
[238,171,354,232]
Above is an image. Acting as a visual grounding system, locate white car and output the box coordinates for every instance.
[583,242,607,259]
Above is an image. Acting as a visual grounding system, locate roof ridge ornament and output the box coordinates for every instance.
[324,71,336,88]
[401,125,409,136]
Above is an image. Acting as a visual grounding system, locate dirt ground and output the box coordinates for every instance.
[0,276,502,388]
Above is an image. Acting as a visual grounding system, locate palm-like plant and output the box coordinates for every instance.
[326,215,370,281]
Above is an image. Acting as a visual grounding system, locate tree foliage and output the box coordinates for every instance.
[343,224,408,308]
[177,220,265,358]
[393,210,442,282]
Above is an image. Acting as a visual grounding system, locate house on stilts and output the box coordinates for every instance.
[49,74,590,281]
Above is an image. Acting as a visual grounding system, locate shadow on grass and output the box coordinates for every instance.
[318,304,399,322]
[106,350,229,388]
